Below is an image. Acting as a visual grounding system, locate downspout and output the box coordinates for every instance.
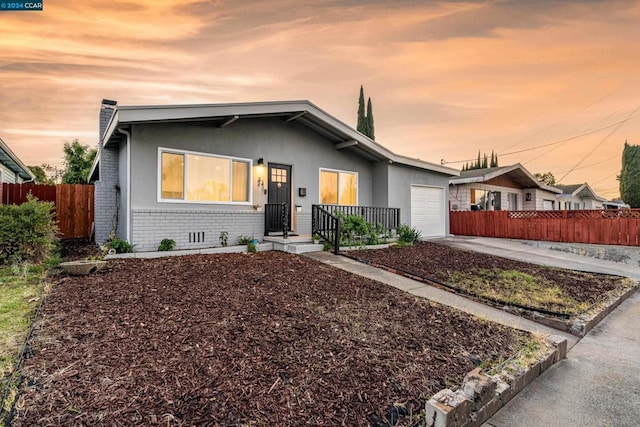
[117,128,132,243]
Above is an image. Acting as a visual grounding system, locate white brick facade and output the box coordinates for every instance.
[131,209,264,252]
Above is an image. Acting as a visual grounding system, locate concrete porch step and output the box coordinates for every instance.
[265,238,324,254]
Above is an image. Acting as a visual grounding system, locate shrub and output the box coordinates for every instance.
[247,241,257,253]
[219,231,228,247]
[158,238,176,252]
[339,214,371,244]
[106,237,134,254]
[397,224,421,245]
[0,195,57,265]
[237,235,252,245]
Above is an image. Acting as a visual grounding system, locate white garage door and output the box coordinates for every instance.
[411,185,445,237]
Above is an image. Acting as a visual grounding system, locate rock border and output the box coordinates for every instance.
[424,335,567,427]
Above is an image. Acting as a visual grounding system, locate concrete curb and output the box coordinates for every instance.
[424,335,567,427]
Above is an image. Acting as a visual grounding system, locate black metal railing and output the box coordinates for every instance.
[265,203,289,238]
[315,204,401,230]
[312,204,401,254]
[311,205,340,254]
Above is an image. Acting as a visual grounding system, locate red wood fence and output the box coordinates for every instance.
[450,209,640,247]
[1,183,94,239]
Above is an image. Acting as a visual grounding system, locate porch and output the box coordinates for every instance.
[264,203,401,254]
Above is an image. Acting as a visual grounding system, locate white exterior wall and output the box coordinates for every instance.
[532,189,559,210]
[0,163,17,183]
[132,209,263,252]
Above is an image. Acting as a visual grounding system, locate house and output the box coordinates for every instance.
[555,183,607,210]
[89,99,459,252]
[0,136,34,184]
[449,163,562,211]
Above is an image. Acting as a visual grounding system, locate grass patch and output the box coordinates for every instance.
[0,262,51,421]
[448,268,591,315]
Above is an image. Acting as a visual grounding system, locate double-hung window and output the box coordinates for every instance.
[319,168,357,205]
[159,148,251,203]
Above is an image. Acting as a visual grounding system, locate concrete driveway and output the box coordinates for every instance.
[434,237,640,427]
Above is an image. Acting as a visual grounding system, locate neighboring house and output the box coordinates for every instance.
[0,136,35,184]
[89,99,459,252]
[603,199,630,209]
[555,183,607,210]
[449,163,561,211]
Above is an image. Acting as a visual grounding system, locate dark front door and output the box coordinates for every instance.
[268,163,292,231]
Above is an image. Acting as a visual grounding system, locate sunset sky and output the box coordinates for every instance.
[1,0,639,199]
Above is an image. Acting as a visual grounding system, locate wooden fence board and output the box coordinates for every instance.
[450,209,640,247]
[2,183,94,239]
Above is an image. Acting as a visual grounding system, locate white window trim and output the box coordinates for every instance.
[157,147,253,205]
[318,167,359,205]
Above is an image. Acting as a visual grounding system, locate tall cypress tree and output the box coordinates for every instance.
[357,85,367,135]
[620,141,640,207]
[366,97,375,140]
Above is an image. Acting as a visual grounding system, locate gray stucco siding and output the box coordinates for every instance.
[118,137,129,241]
[120,118,376,244]
[128,118,375,237]
[388,164,451,231]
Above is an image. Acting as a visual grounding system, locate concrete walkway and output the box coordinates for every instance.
[307,237,640,427]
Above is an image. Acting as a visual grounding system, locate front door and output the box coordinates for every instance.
[268,163,292,231]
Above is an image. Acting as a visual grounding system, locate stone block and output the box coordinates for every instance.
[523,361,541,384]
[425,389,473,427]
[461,368,497,410]
[546,335,567,360]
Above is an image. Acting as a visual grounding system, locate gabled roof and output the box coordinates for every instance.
[89,100,459,181]
[0,136,35,181]
[449,163,561,193]
[556,183,607,202]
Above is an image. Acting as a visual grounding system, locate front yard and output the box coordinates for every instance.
[14,251,532,426]
[348,241,633,317]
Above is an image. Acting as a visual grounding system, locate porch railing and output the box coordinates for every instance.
[312,204,401,254]
[315,204,401,230]
[264,203,289,238]
[311,205,341,254]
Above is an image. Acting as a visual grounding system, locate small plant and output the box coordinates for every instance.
[397,224,421,245]
[237,235,252,245]
[219,231,229,247]
[312,233,321,244]
[105,237,134,254]
[158,238,176,252]
[247,241,257,253]
[323,241,333,251]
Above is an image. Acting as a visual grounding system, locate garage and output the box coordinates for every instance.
[410,185,445,237]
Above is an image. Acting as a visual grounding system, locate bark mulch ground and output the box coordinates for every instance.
[15,251,530,426]
[58,238,103,261]
[348,241,628,316]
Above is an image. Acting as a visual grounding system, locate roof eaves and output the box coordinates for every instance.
[112,100,454,175]
[0,136,35,180]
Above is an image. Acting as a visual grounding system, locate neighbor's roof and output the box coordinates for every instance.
[449,163,562,193]
[556,183,607,202]
[0,136,35,181]
[89,100,459,181]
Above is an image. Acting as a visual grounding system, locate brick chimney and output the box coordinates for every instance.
[94,99,120,245]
